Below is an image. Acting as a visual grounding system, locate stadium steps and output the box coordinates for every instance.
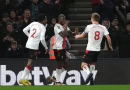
[69,38,88,44]
[68,14,91,20]
[69,20,91,26]
[69,50,85,56]
[69,26,86,32]
[68,8,92,14]
[68,2,92,8]
[67,0,92,57]
[71,44,86,50]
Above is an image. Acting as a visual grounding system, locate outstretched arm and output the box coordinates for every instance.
[75,32,86,39]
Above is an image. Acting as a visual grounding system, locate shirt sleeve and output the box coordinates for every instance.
[104,27,109,36]
[40,25,48,49]
[67,27,70,31]
[55,25,62,34]
[23,23,32,37]
[83,26,89,34]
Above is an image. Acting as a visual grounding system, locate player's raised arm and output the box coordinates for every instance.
[40,25,48,50]
[23,23,32,37]
[59,20,69,38]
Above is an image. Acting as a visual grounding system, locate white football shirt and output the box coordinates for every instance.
[53,23,69,49]
[23,22,48,50]
[84,24,109,51]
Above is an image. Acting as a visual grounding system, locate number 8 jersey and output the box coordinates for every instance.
[83,24,109,51]
[23,22,48,50]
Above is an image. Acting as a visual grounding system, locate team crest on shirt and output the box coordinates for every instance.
[57,26,60,29]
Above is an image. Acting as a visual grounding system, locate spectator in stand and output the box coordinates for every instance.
[98,0,116,21]
[30,0,40,21]
[101,18,110,50]
[18,9,32,48]
[48,17,56,38]
[116,6,130,27]
[109,18,120,54]
[5,41,24,58]
[110,17,122,32]
[39,0,53,23]
[116,0,129,15]
[9,10,18,30]
[118,21,130,58]
[0,0,14,16]
[2,23,18,57]
[0,13,10,33]
[0,13,10,58]
[91,0,101,12]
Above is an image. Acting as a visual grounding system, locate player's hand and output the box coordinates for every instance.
[45,49,49,54]
[74,35,80,39]
[65,20,69,26]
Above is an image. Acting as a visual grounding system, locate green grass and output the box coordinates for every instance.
[0,85,130,90]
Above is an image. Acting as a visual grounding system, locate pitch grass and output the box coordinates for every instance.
[0,85,130,90]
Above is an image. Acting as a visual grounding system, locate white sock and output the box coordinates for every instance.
[21,65,30,80]
[55,68,62,82]
[25,73,29,80]
[83,65,90,75]
[61,67,65,73]
[90,65,95,73]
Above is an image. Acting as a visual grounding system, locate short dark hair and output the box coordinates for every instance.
[58,14,66,20]
[11,41,17,45]
[91,13,100,22]
[38,14,47,22]
[24,9,30,13]
[7,22,13,26]
[102,18,109,22]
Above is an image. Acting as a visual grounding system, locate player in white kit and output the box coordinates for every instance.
[75,13,113,84]
[19,14,48,86]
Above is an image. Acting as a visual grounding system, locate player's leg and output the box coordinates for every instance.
[63,51,69,70]
[81,51,94,84]
[19,50,37,86]
[54,50,65,85]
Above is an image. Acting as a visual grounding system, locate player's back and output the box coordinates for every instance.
[85,24,109,51]
[24,22,46,50]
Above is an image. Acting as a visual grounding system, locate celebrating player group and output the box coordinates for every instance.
[19,13,113,86]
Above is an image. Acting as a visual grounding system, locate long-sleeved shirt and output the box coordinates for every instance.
[23,22,48,50]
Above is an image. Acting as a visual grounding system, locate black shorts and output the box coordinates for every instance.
[83,50,100,64]
[28,49,38,60]
[53,49,67,62]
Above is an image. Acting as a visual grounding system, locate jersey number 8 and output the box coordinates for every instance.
[94,31,100,40]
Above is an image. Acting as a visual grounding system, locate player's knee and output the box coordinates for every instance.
[28,55,37,60]
[81,62,87,69]
[27,57,34,66]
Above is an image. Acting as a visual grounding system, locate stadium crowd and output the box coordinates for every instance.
[0,0,130,58]
[92,0,130,58]
[0,0,73,58]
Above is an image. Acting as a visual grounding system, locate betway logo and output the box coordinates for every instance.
[0,65,97,85]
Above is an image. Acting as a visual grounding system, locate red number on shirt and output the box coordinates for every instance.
[94,31,100,40]
[31,28,37,38]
